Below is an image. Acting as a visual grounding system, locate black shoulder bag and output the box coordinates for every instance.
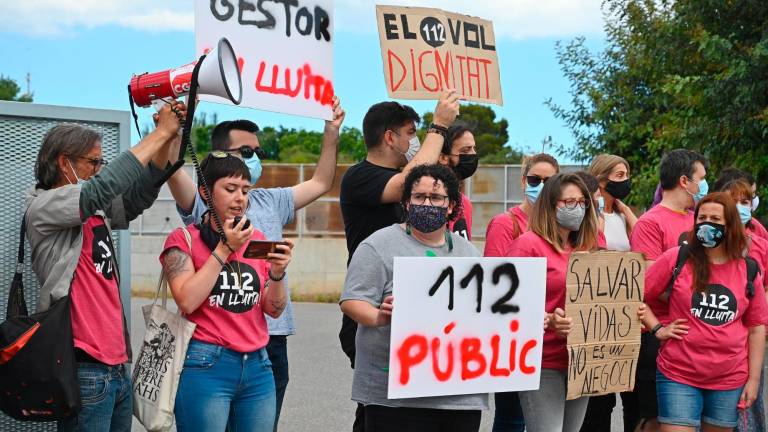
[0,214,80,421]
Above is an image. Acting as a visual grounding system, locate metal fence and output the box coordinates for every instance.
[0,101,131,431]
[131,163,582,239]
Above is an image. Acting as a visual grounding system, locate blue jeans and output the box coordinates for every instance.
[266,335,289,431]
[656,370,744,428]
[175,340,276,432]
[57,363,132,432]
[492,392,525,432]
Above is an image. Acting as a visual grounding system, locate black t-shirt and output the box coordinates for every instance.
[340,160,404,264]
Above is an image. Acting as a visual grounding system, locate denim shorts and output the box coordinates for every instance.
[656,370,743,428]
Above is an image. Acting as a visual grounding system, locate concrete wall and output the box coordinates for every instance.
[131,234,485,299]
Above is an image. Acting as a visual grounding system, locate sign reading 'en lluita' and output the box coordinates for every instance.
[375,5,503,105]
[389,257,545,399]
[196,0,334,120]
[565,251,645,400]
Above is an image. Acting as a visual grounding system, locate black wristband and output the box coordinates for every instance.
[427,123,448,138]
[269,270,286,282]
[651,323,664,335]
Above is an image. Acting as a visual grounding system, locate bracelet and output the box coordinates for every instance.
[268,270,286,281]
[211,251,226,267]
[650,323,664,335]
[427,123,448,138]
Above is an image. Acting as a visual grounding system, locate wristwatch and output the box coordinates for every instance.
[427,123,448,138]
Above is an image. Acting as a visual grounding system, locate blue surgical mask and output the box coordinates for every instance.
[737,203,752,225]
[597,196,605,214]
[66,160,85,185]
[525,183,543,204]
[689,178,708,203]
[244,154,262,184]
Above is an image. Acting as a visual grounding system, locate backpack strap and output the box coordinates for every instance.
[744,256,760,299]
[6,211,29,318]
[660,243,690,303]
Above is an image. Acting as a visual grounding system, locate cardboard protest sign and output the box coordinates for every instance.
[565,251,645,400]
[388,257,545,399]
[195,0,334,120]
[375,5,503,105]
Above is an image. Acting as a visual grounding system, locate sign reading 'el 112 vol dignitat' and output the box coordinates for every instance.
[375,5,503,105]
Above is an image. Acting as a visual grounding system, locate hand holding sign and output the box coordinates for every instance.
[325,96,346,132]
[377,295,394,327]
[433,89,461,128]
[550,308,573,339]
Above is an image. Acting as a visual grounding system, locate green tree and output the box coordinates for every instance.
[0,75,33,102]
[548,0,768,214]
[420,104,523,164]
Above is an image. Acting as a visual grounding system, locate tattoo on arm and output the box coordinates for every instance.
[164,248,190,280]
[269,298,287,315]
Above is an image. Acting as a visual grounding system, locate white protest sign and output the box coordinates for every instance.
[388,257,546,399]
[195,0,334,120]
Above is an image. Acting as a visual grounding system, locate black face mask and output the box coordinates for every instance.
[453,154,479,180]
[605,179,632,200]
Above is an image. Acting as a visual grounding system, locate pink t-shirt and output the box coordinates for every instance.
[646,247,768,389]
[630,205,693,261]
[747,219,768,242]
[507,231,571,369]
[748,235,768,290]
[70,216,127,365]
[449,193,473,240]
[161,225,271,353]
[485,206,528,257]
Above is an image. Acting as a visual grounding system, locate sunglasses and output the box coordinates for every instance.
[223,145,267,160]
[526,175,549,187]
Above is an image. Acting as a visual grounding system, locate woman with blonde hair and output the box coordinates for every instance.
[507,173,600,432]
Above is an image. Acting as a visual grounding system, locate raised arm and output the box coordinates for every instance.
[380,90,460,204]
[292,96,345,210]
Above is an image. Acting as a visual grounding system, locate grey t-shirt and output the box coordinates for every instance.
[340,224,489,410]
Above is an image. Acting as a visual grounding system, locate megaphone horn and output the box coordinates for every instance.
[129,37,242,108]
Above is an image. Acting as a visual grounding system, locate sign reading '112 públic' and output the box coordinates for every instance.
[375,5,503,105]
[196,0,334,120]
[389,257,545,399]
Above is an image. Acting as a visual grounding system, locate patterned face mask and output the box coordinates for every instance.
[695,222,725,248]
[407,204,448,233]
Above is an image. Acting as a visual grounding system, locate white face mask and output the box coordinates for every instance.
[753,195,761,212]
[402,136,420,162]
[65,160,85,185]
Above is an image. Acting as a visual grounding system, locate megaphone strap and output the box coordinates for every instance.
[127,84,142,139]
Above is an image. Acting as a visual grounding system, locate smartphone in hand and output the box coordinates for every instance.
[244,240,289,259]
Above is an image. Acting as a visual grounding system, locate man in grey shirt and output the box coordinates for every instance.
[341,164,488,432]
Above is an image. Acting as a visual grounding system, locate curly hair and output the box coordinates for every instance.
[401,164,462,222]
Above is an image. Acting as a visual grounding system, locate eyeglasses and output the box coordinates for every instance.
[558,198,590,210]
[72,156,108,171]
[410,193,449,206]
[223,145,267,160]
[526,175,549,187]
